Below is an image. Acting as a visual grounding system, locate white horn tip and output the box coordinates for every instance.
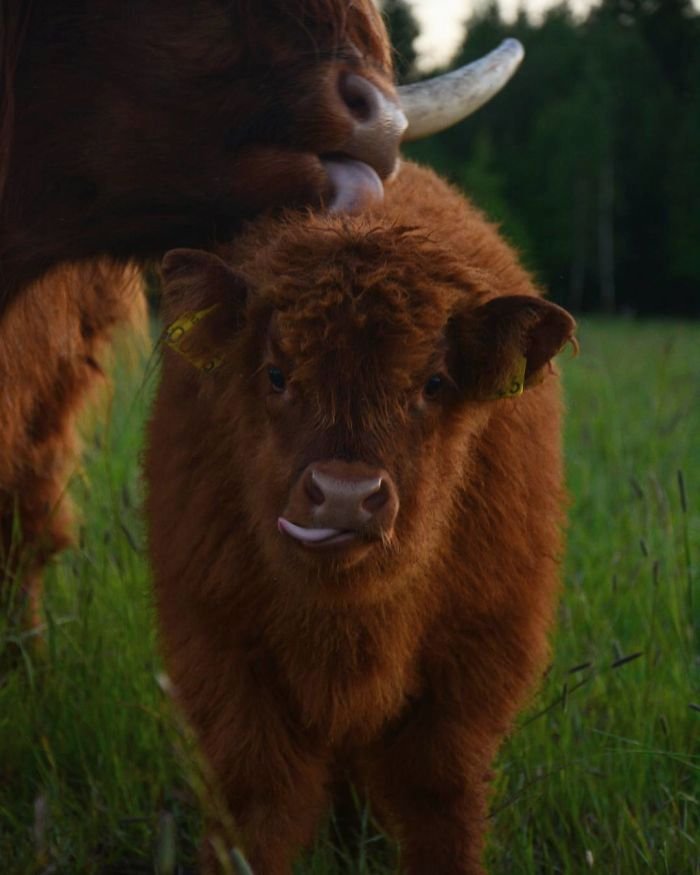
[500,38,526,65]
[400,38,527,141]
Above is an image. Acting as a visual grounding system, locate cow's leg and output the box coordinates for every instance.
[0,259,145,638]
[359,711,500,875]
[1,472,74,633]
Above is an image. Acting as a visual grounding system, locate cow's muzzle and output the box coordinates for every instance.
[322,71,406,213]
[337,72,407,180]
[323,40,524,213]
[279,460,399,552]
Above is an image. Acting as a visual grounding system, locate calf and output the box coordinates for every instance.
[145,161,576,874]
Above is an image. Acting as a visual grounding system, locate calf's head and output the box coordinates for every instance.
[160,223,575,593]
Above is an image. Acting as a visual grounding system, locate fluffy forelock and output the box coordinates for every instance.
[231,213,485,430]
[239,0,392,71]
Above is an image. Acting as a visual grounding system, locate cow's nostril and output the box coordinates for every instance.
[339,72,379,124]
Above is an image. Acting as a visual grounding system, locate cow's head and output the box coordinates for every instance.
[1,1,399,262]
[2,1,524,292]
[159,220,575,598]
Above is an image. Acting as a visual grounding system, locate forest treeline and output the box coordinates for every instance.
[385,0,700,315]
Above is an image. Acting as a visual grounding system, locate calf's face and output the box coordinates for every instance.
[160,227,574,593]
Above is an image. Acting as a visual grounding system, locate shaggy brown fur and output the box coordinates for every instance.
[0,261,144,627]
[0,0,394,309]
[146,161,576,874]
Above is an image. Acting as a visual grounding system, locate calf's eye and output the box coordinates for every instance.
[424,374,445,400]
[267,366,286,393]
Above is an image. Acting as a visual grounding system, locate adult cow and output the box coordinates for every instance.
[0,0,524,625]
[0,1,522,308]
[146,161,577,874]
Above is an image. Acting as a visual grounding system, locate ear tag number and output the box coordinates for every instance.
[164,304,223,372]
[494,355,527,399]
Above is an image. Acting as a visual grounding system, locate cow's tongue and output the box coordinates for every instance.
[278,517,345,545]
[323,158,384,214]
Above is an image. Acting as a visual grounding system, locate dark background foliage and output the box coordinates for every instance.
[384,0,700,315]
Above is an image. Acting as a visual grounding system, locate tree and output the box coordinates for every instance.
[401,0,700,314]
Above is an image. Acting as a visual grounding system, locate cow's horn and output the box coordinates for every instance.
[399,39,525,142]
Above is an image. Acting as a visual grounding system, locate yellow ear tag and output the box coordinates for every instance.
[164,304,223,372]
[493,354,527,399]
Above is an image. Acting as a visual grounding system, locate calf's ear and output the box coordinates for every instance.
[160,248,247,323]
[160,249,248,371]
[451,295,576,400]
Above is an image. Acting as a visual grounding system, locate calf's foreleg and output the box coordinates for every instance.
[359,708,503,875]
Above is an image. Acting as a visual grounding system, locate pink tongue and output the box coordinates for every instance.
[323,159,384,214]
[278,517,343,544]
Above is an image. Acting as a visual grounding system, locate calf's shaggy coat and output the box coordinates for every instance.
[146,162,576,874]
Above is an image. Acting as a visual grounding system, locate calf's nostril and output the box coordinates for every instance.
[306,471,326,507]
[362,480,388,514]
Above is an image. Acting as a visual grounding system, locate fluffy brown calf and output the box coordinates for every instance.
[146,161,576,874]
[0,262,144,627]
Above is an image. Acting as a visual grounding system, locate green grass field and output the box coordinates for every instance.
[1,319,698,874]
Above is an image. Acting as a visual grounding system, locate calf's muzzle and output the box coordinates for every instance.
[280,460,399,549]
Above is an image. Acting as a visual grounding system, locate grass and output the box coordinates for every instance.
[0,318,698,874]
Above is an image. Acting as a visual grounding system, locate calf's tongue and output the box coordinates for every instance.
[323,158,384,214]
[278,517,344,544]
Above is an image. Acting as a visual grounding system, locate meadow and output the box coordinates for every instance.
[0,318,698,874]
